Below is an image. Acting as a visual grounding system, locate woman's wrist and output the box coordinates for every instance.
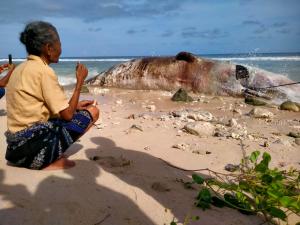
[75,81,83,90]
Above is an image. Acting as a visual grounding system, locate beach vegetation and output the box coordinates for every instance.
[172,151,300,225]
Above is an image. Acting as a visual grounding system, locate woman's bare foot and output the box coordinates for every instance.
[43,157,75,170]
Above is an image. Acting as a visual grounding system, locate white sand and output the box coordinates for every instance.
[0,88,299,225]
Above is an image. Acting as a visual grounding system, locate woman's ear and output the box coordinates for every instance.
[42,43,51,57]
[47,43,52,57]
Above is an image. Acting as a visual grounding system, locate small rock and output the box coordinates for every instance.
[130,124,143,131]
[144,146,151,151]
[187,111,213,122]
[233,108,242,115]
[228,118,238,127]
[274,138,292,147]
[184,122,215,137]
[140,114,151,120]
[287,132,300,138]
[171,88,193,102]
[146,105,156,112]
[280,101,299,112]
[127,114,135,119]
[115,100,123,105]
[263,141,269,147]
[172,143,189,151]
[248,108,274,119]
[278,162,286,168]
[245,96,267,106]
[80,85,90,93]
[247,134,255,140]
[160,115,170,121]
[231,132,240,139]
[225,164,239,172]
[211,96,224,102]
[295,138,300,145]
[172,110,188,118]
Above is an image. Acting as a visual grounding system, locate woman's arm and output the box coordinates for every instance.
[59,63,88,121]
[0,64,15,87]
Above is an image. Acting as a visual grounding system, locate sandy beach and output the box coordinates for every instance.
[0,87,299,225]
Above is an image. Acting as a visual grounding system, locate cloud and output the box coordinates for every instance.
[242,20,268,34]
[242,20,262,26]
[126,28,147,35]
[161,30,174,37]
[182,28,228,39]
[88,27,102,32]
[254,25,268,34]
[0,0,189,24]
[276,28,291,34]
[272,22,287,28]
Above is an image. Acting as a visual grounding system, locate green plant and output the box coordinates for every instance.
[192,151,300,224]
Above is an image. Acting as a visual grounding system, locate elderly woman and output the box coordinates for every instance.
[5,21,99,170]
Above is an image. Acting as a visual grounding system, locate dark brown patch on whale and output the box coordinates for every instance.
[175,51,196,63]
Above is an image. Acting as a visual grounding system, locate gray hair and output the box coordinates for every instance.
[20,21,59,55]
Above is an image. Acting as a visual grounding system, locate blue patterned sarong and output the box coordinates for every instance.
[5,110,92,170]
[0,87,5,99]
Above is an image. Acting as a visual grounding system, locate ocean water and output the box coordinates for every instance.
[1,53,299,86]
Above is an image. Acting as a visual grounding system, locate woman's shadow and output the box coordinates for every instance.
[0,159,156,225]
[85,136,263,225]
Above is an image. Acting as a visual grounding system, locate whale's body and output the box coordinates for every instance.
[87,52,300,102]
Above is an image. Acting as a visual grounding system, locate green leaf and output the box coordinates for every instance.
[262,152,271,162]
[279,196,293,207]
[239,181,250,191]
[192,174,204,184]
[250,151,260,163]
[289,200,300,211]
[267,207,287,220]
[197,188,211,202]
[269,170,284,181]
[192,216,200,221]
[255,152,271,173]
[267,189,282,200]
[211,196,226,208]
[255,163,267,173]
[170,222,177,225]
[196,200,210,210]
[261,174,273,184]
[236,191,246,202]
[255,196,260,205]
[224,193,239,208]
[196,188,212,210]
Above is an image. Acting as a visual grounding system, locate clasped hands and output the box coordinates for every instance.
[77,100,98,110]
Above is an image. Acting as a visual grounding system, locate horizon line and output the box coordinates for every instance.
[1,51,300,59]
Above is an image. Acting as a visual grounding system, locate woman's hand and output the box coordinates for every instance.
[77,100,94,110]
[0,64,15,87]
[60,63,89,121]
[0,64,9,74]
[76,63,88,85]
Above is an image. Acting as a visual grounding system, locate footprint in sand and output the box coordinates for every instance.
[151,182,171,192]
[90,156,131,168]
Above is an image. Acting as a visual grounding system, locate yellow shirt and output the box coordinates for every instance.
[6,55,69,133]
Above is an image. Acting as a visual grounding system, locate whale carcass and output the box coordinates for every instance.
[87,52,300,102]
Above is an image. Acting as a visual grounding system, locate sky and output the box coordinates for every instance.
[0,0,300,57]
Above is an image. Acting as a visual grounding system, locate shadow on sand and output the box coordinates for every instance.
[0,137,264,225]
